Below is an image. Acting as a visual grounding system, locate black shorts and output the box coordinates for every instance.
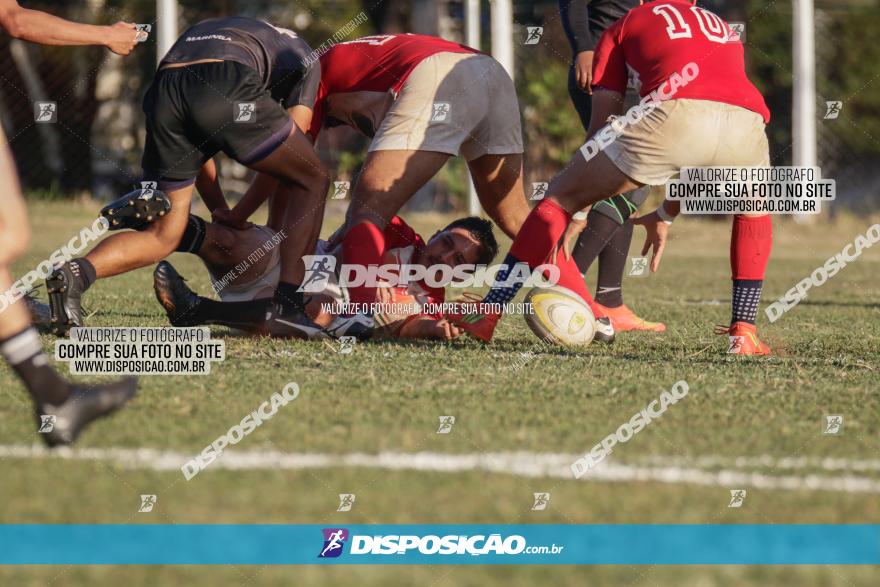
[141,61,292,186]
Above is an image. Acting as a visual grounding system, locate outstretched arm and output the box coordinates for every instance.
[0,0,139,55]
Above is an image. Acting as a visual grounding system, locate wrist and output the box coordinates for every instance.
[655,206,675,224]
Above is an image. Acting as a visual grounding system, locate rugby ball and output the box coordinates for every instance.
[523,285,597,347]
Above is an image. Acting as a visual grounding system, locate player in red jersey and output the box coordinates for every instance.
[217,34,558,340]
[151,215,497,341]
[450,0,773,355]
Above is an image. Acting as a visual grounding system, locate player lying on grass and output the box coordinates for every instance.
[0,0,139,446]
[153,214,498,341]
[449,0,774,355]
[214,33,614,342]
[47,16,330,340]
[560,0,664,334]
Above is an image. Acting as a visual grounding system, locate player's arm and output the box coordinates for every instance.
[0,0,139,55]
[196,158,229,213]
[559,0,597,92]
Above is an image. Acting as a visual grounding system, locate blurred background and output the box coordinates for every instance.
[1,0,878,214]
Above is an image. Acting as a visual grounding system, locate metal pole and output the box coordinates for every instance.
[156,0,179,66]
[792,0,816,169]
[490,0,514,80]
[465,0,481,49]
[465,0,482,215]
[792,0,816,223]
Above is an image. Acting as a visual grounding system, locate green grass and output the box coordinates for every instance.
[1,200,879,586]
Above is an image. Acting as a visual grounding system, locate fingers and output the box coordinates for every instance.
[641,235,651,257]
[442,320,461,341]
[651,238,666,272]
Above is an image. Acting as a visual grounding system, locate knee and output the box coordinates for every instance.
[145,218,185,258]
[347,198,389,228]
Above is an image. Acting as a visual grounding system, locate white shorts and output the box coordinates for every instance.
[590,98,770,186]
[370,52,524,160]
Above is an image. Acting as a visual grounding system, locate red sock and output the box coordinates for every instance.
[510,199,571,265]
[508,199,604,318]
[343,221,385,306]
[730,215,773,280]
[555,256,605,318]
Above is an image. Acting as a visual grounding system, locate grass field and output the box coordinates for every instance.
[1,199,879,586]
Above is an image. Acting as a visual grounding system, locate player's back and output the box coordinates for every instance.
[162,17,313,104]
[599,0,769,121]
[319,34,478,95]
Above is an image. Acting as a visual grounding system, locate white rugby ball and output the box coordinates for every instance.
[523,285,597,347]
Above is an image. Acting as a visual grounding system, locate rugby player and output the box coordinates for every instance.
[450,0,774,355]
[47,17,329,339]
[560,0,665,333]
[152,215,498,340]
[0,0,139,446]
[215,33,563,340]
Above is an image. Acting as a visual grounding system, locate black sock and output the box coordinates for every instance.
[732,279,763,324]
[274,281,305,311]
[192,297,273,329]
[70,258,97,290]
[594,220,633,308]
[176,215,207,254]
[0,327,70,406]
[571,209,619,275]
[571,210,632,307]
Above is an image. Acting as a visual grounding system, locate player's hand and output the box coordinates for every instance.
[552,216,587,264]
[212,208,253,230]
[434,318,461,341]
[106,22,139,56]
[632,211,670,272]
[376,284,396,305]
[575,51,594,94]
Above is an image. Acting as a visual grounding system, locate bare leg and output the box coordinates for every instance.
[467,153,530,238]
[0,267,31,339]
[548,151,642,213]
[348,149,450,228]
[247,126,328,285]
[85,184,194,278]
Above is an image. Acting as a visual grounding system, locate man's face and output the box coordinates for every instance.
[421,227,483,278]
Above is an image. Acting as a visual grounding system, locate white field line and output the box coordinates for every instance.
[2,445,880,494]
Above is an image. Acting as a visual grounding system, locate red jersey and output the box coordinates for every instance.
[592,0,770,122]
[382,216,446,303]
[309,34,478,138]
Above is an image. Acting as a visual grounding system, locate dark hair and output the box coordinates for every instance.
[441,216,499,266]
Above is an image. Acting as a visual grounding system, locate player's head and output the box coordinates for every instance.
[423,216,498,271]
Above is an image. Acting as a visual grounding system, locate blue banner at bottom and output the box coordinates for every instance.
[0,525,877,565]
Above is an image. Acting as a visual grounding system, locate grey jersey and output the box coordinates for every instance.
[161,16,319,109]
